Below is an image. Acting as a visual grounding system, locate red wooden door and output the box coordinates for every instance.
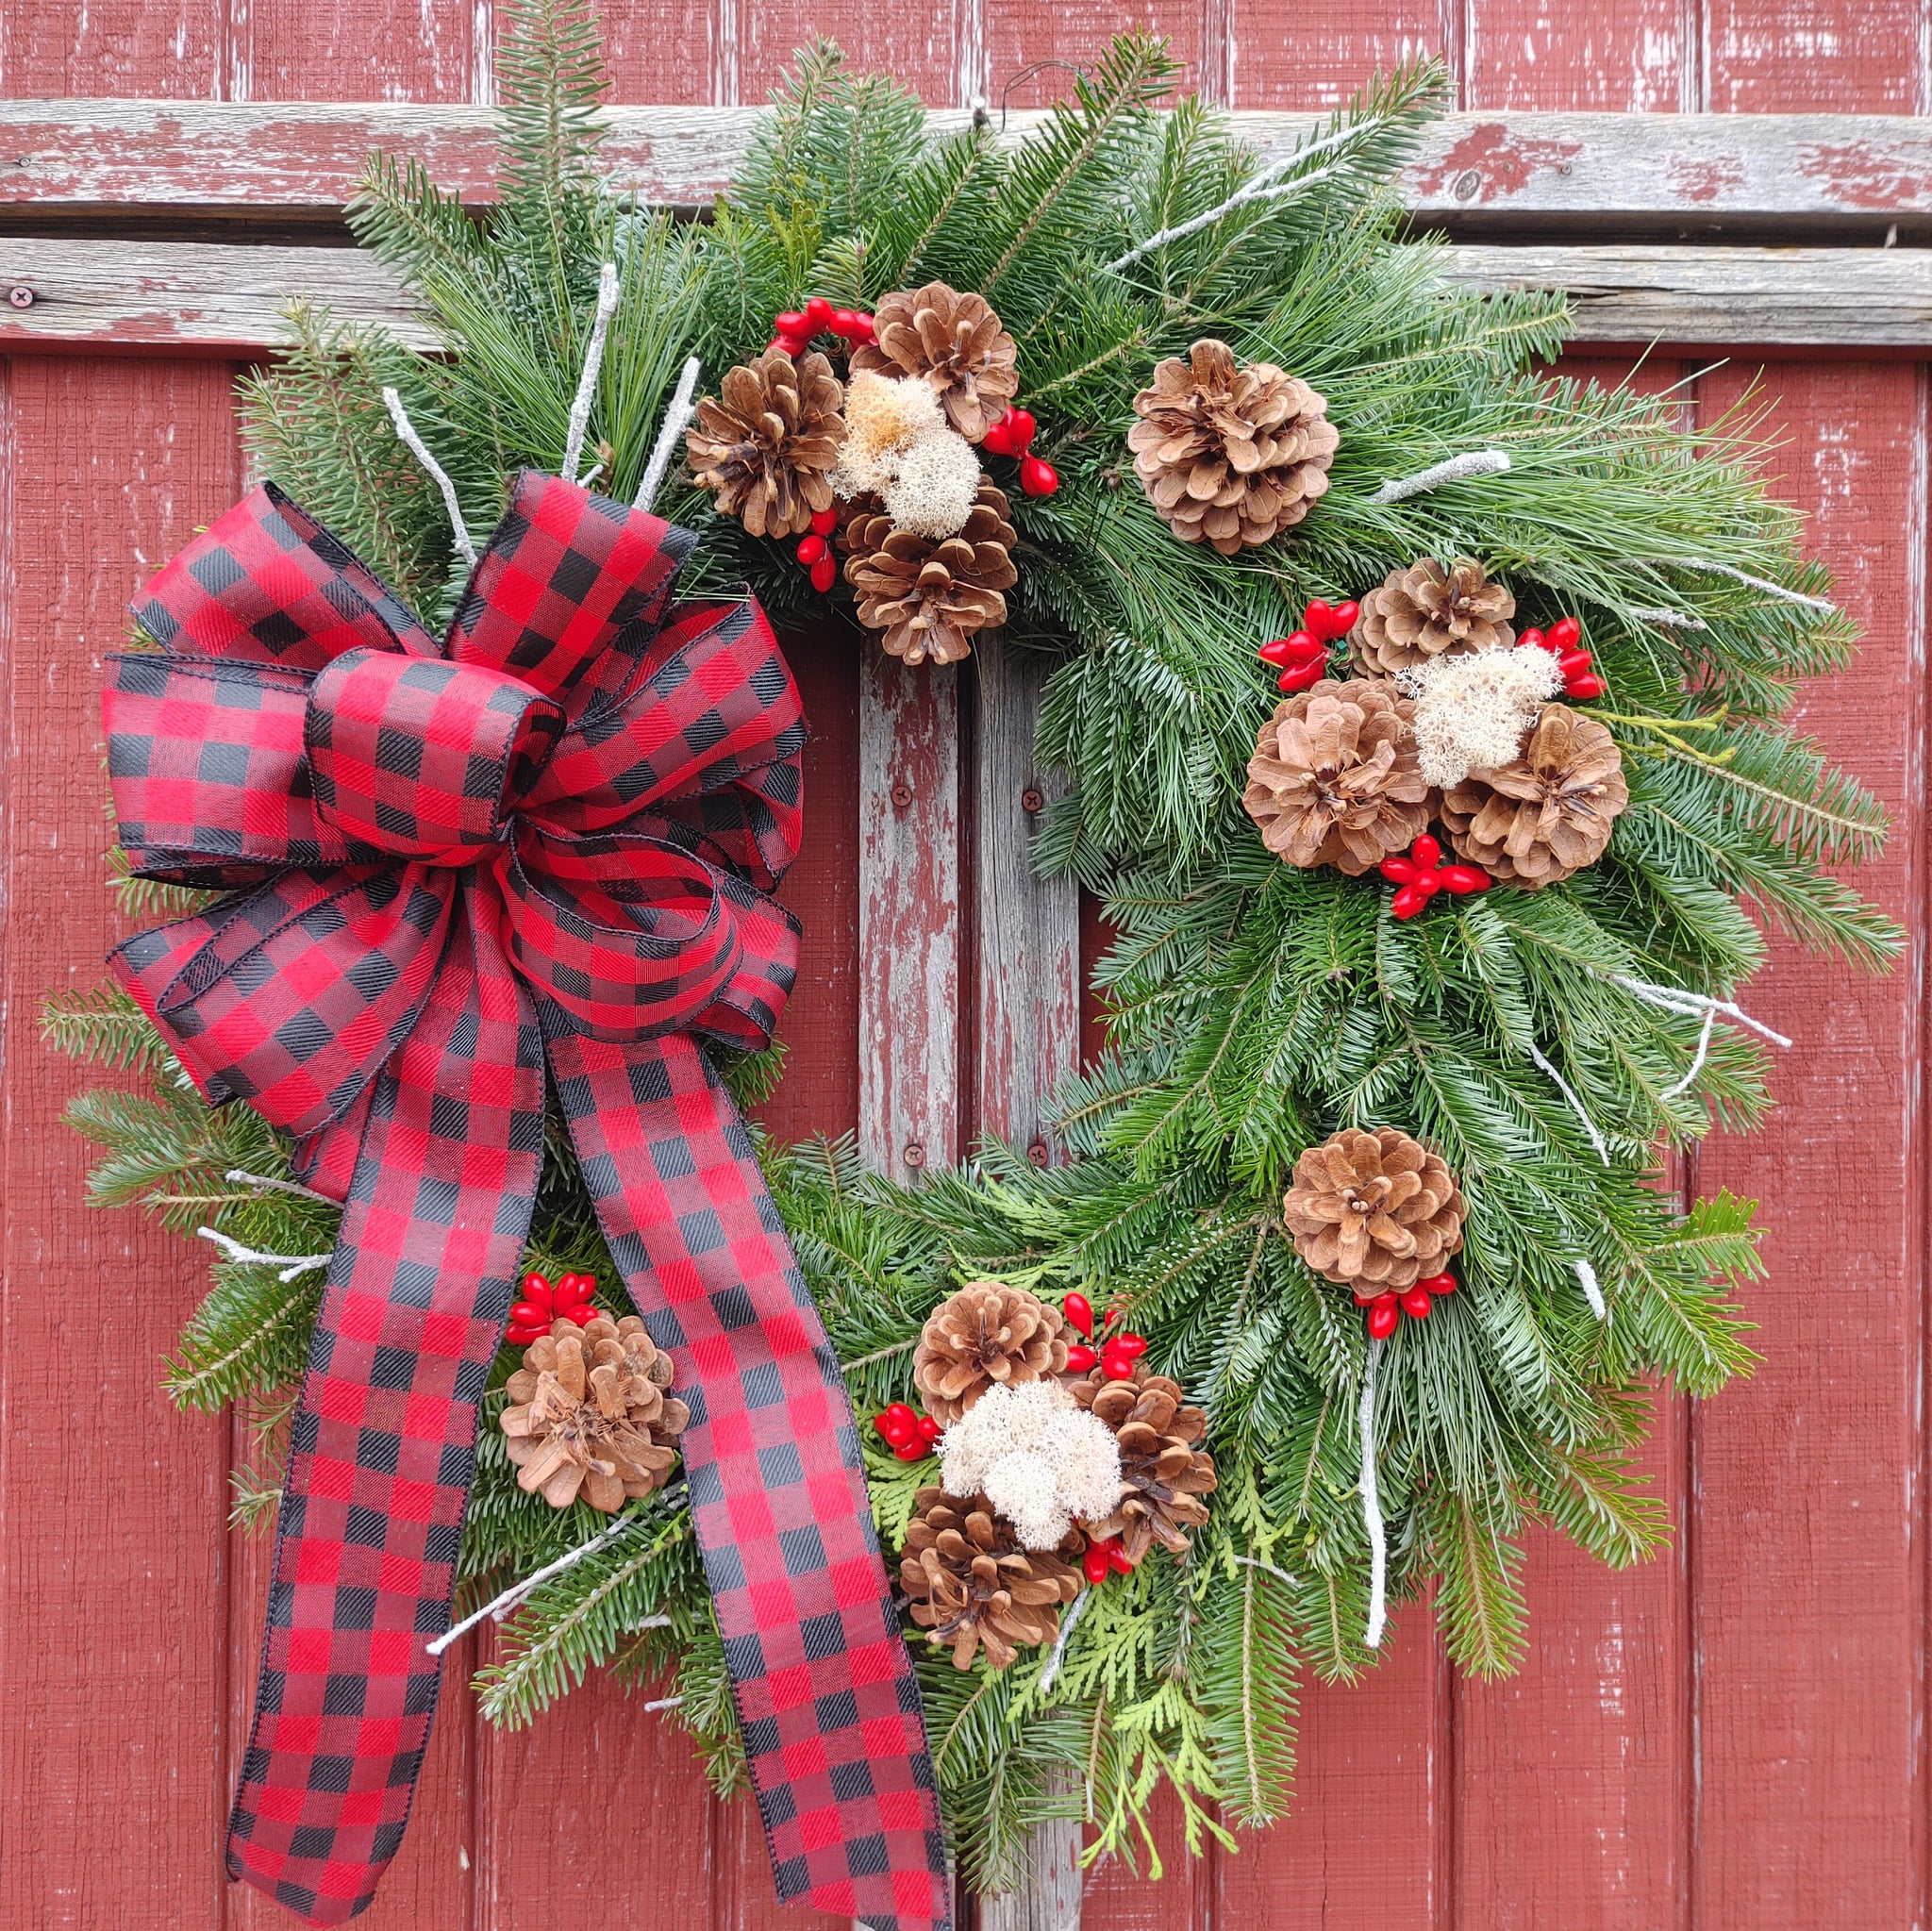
[2,6,1926,1930]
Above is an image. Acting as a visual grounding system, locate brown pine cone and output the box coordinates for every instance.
[1439,704,1628,888]
[1242,677,1432,874]
[900,1487,1083,1670]
[843,480,1018,666]
[1283,1127,1465,1295]
[850,282,1019,443]
[685,346,845,539]
[913,1280,1074,1425]
[1127,339,1339,555]
[500,1315,690,1512]
[1069,1367,1217,1565]
[1353,558,1516,675]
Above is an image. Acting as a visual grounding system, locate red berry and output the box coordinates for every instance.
[521,1270,552,1301]
[917,1413,941,1442]
[1412,835,1441,871]
[774,309,808,334]
[506,1324,545,1346]
[1557,649,1593,678]
[1002,408,1037,453]
[1064,1343,1098,1373]
[1114,1333,1147,1359]
[1519,626,1548,653]
[1329,598,1360,636]
[1417,1271,1457,1297]
[803,295,834,331]
[1367,1297,1401,1340]
[1413,873,1441,899]
[810,507,838,536]
[1548,616,1582,652]
[1108,1542,1135,1575]
[509,1302,546,1329]
[1401,1286,1434,1320]
[830,308,859,338]
[1277,661,1326,693]
[884,1403,917,1427]
[872,1411,896,1440]
[893,1440,929,1461]
[850,311,875,342]
[565,1305,596,1326]
[1566,674,1606,700]
[1101,1350,1135,1380]
[1063,1291,1094,1338]
[981,418,1014,456]
[1438,865,1490,894]
[1019,456,1058,497]
[1303,598,1337,638]
[809,554,837,593]
[1391,884,1428,920]
[796,534,827,567]
[555,1273,591,1306]
[1083,1545,1112,1584]
[1380,857,1418,884]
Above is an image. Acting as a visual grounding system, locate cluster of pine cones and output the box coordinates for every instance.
[897,1280,1217,1672]
[1242,557,1628,890]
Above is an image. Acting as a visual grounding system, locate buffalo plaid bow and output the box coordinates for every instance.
[105,473,949,1931]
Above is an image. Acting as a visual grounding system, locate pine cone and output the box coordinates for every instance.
[1242,677,1432,874]
[1353,558,1516,675]
[900,1487,1083,1670]
[1070,1367,1217,1565]
[913,1280,1073,1426]
[686,346,845,539]
[500,1315,690,1512]
[843,481,1018,665]
[1283,1127,1465,1295]
[1439,704,1628,888]
[850,282,1019,443]
[1128,339,1339,555]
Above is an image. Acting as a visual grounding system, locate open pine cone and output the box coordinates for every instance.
[913,1280,1074,1425]
[1283,1126,1465,1296]
[843,480,1018,665]
[1070,1366,1217,1565]
[850,282,1019,442]
[1128,339,1339,554]
[1352,558,1516,675]
[685,345,845,538]
[1439,703,1628,887]
[1242,677,1432,874]
[900,1487,1083,1670]
[500,1314,689,1512]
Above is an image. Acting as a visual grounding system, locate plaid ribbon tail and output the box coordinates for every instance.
[225,885,547,1924]
[546,1027,952,1931]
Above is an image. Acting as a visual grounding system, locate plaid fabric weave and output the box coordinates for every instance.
[107,473,949,1931]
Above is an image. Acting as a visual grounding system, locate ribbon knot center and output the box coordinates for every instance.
[307,648,565,863]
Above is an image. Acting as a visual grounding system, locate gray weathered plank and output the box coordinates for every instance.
[1,101,1929,233]
[5,235,1927,353]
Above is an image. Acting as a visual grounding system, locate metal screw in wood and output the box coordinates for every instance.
[8,285,33,308]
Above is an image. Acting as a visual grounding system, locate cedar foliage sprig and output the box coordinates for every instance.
[46,0,1901,1899]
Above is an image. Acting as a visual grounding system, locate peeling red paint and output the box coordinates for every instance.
[1665,155,1747,205]
[1405,122,1584,202]
[1796,139,1932,210]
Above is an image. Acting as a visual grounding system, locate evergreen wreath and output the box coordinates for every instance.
[50,1,1899,1900]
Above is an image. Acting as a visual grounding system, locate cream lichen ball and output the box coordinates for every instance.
[1403,641,1565,789]
[938,1378,1124,1551]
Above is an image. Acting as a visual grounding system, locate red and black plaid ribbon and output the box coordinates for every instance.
[105,474,949,1930]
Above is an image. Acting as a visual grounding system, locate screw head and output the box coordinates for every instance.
[1026,1140,1050,1168]
[1453,168,1482,202]
[890,780,913,809]
[8,285,34,309]
[902,1141,926,1170]
[1020,787,1044,815]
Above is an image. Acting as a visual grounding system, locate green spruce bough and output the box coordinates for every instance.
[50,5,1895,1892]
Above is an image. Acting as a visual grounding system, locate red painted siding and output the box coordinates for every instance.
[2,8,1926,1931]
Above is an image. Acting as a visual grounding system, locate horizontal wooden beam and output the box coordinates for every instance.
[1,101,1929,235]
[2,237,1925,353]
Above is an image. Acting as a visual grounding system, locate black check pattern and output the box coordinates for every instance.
[107,474,949,1930]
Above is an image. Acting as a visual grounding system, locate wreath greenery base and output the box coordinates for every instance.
[49,1,1896,1895]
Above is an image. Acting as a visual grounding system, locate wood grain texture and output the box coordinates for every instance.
[1687,356,1927,1930]
[232,0,480,104]
[1464,0,1685,110]
[858,652,961,1181]
[1706,0,1930,113]
[0,356,239,1929]
[1225,0,1446,109]
[0,1,221,97]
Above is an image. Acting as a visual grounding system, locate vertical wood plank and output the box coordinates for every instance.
[859,652,963,1180]
[0,356,237,1930]
[1687,358,1926,1930]
[1463,0,1685,108]
[983,1,1208,98]
[235,0,479,103]
[1705,0,1929,111]
[0,0,222,96]
[1226,1,1447,109]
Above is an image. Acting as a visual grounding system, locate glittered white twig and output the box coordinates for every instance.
[1658,1007,1718,1101]
[225,1168,339,1207]
[1608,974,1792,1051]
[1037,1580,1092,1694]
[561,262,621,486]
[1624,604,1708,631]
[1359,1338,1387,1649]
[1371,449,1512,504]
[1231,1553,1297,1587]
[1527,1040,1611,1165]
[1105,161,1342,273]
[642,1695,685,1712]
[635,354,702,514]
[1574,1258,1608,1322]
[425,1513,665,1657]
[383,386,477,571]
[196,1225,333,1283]
[1681,557,1839,615]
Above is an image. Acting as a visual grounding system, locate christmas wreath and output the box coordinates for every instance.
[49,7,1898,1926]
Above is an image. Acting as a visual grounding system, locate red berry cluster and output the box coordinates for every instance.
[507,1270,602,1346]
[873,1400,942,1462]
[1359,1269,1457,1340]
[1379,834,1491,920]
[1083,1536,1135,1584]
[980,407,1058,498]
[794,506,839,593]
[768,293,875,358]
[1524,615,1603,701]
[1257,596,1360,693]
[1059,1290,1148,1381]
